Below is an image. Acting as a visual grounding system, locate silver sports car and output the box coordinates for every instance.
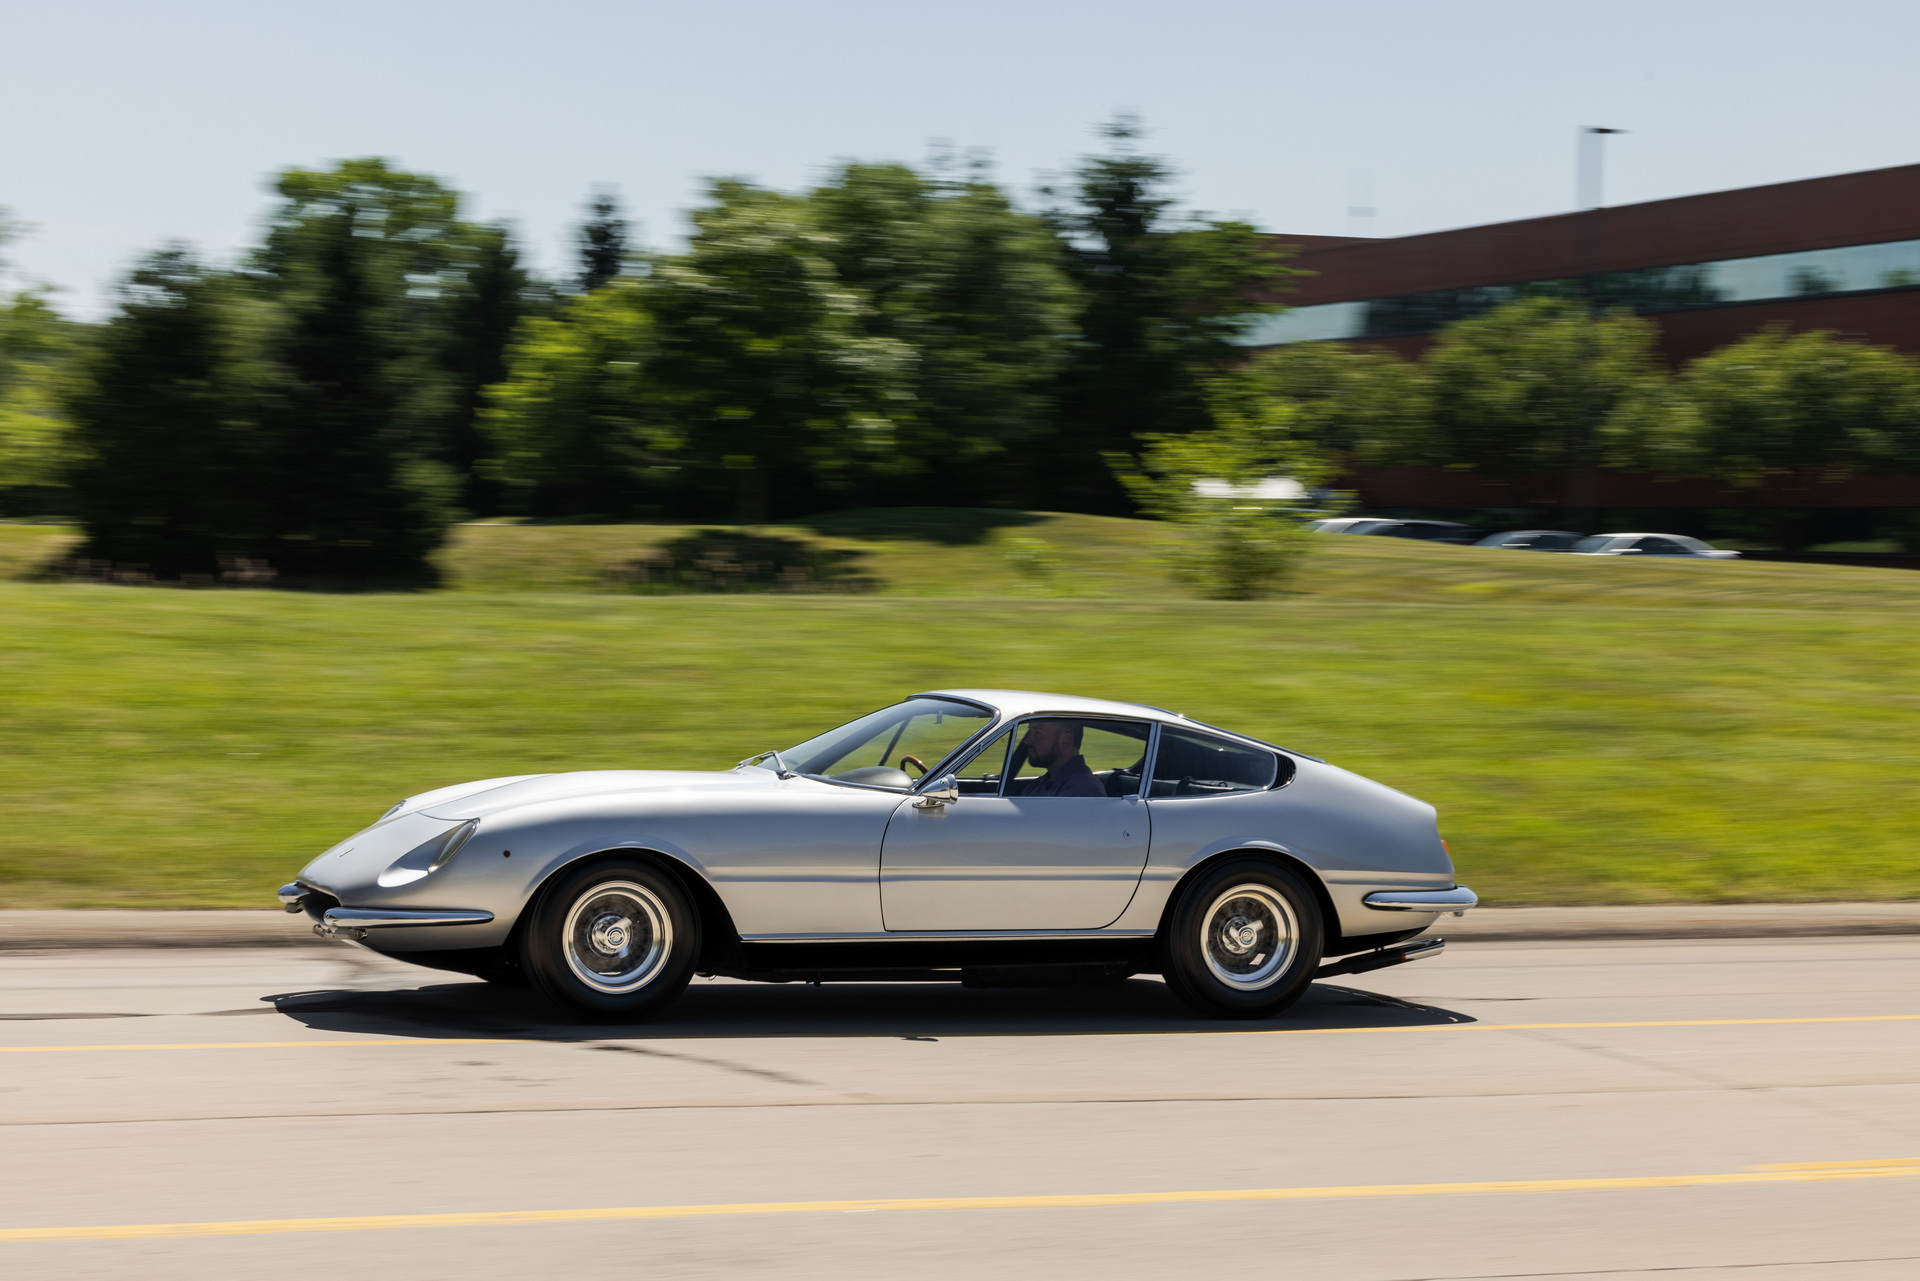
[279,690,1475,1020]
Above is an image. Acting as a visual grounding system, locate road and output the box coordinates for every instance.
[2,935,1917,1280]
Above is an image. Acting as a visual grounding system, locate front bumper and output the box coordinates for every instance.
[279,884,493,940]
[1362,886,1478,916]
[315,907,495,940]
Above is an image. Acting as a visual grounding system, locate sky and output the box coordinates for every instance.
[4,0,1920,318]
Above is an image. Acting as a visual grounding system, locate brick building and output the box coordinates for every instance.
[1246,163,1920,530]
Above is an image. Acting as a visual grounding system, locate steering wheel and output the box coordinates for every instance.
[900,755,928,777]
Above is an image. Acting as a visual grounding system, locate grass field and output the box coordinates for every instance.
[2,516,1917,908]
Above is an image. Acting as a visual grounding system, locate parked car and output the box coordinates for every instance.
[1307,517,1395,534]
[280,690,1473,1021]
[1310,518,1479,544]
[1573,533,1741,559]
[1475,530,1585,552]
[1364,520,1479,544]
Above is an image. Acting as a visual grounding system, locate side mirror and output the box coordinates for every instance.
[913,775,960,809]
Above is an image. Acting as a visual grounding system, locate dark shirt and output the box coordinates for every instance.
[1015,754,1106,798]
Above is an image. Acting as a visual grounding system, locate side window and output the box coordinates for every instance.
[952,728,1012,796]
[1639,537,1686,555]
[1006,718,1153,798]
[1150,729,1282,798]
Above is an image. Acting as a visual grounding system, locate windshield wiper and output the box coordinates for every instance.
[739,750,796,779]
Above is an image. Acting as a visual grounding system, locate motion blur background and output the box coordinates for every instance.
[5,10,1920,1276]
[2,0,1919,909]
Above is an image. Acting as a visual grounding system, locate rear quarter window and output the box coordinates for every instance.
[1150,729,1292,798]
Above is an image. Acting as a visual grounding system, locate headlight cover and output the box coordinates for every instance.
[429,819,480,871]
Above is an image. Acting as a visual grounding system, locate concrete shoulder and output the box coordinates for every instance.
[0,910,326,951]
[1435,901,1920,943]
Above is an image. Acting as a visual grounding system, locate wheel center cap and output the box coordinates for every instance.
[590,914,633,954]
[1221,916,1262,954]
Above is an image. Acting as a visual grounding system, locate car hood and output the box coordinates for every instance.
[418,768,782,819]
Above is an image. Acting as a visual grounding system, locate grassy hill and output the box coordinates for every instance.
[12,508,1919,609]
[2,513,1916,908]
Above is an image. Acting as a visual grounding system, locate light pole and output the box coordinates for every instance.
[1567,127,1626,532]
[1577,126,1626,214]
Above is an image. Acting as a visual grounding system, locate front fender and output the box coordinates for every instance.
[330,780,898,951]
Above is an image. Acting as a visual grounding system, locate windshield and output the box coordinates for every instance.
[759,697,993,783]
[1573,536,1616,552]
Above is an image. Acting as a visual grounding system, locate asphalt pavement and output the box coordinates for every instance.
[2,935,1918,1279]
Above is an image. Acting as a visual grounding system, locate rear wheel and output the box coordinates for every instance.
[521,859,699,1021]
[1160,857,1322,1018]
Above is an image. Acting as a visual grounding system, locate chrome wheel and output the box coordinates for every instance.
[1200,883,1298,991]
[562,880,672,995]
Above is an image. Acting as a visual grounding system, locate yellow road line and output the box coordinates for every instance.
[1244,1014,1920,1036]
[4,1162,1914,1242]
[0,1039,514,1054]
[5,1012,1920,1054]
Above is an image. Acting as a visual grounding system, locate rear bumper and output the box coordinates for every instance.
[1363,886,1478,915]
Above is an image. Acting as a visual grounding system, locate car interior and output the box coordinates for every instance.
[952,719,1291,799]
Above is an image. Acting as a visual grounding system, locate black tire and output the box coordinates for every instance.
[1159,857,1323,1019]
[521,858,700,1021]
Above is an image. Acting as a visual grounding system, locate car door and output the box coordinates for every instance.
[879,717,1154,931]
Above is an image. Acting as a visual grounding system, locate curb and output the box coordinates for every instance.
[0,910,326,951]
[2,903,1919,951]
[1435,902,1920,943]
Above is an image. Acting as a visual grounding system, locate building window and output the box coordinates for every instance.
[1237,235,1920,347]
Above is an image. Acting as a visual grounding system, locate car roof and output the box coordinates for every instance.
[920,688,1183,723]
[1488,529,1581,537]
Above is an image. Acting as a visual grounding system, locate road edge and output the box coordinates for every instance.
[3,903,1920,951]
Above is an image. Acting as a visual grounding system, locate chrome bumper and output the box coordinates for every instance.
[315,907,494,940]
[1363,886,1477,916]
[1315,935,1445,980]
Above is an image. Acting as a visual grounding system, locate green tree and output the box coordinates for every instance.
[1214,341,1431,472]
[259,158,525,506]
[480,281,671,515]
[0,211,83,509]
[1422,297,1685,481]
[808,162,1079,504]
[442,221,529,512]
[1114,392,1325,599]
[266,199,454,582]
[0,288,80,503]
[1677,326,1920,487]
[646,179,913,521]
[65,250,267,576]
[1045,119,1298,512]
[576,189,630,293]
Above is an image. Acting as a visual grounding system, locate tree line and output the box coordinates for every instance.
[4,126,1920,585]
[1121,302,1920,592]
[1214,299,1920,491]
[1,124,1287,584]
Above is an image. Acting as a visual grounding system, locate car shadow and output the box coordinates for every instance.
[260,976,1474,1042]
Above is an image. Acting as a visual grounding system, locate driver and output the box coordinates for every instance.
[1012,720,1105,797]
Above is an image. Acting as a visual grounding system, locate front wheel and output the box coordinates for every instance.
[521,859,699,1021]
[1160,857,1323,1018]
